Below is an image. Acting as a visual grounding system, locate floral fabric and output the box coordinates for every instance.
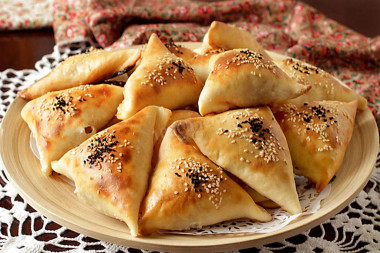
[0,0,53,30]
[50,0,378,128]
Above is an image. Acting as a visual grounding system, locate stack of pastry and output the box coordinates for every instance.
[19,21,364,236]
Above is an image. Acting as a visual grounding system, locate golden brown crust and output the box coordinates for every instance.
[198,49,310,116]
[170,107,302,215]
[18,49,141,100]
[139,126,271,235]
[198,21,269,58]
[21,84,124,175]
[152,109,201,167]
[52,106,171,236]
[275,58,367,110]
[117,34,203,120]
[165,42,198,62]
[271,100,357,192]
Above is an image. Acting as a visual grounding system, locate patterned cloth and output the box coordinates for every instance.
[0,0,53,30]
[51,0,380,128]
[2,0,378,127]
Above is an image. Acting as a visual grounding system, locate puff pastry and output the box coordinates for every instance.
[275,58,367,110]
[198,49,310,115]
[21,84,124,175]
[18,48,140,100]
[171,107,302,214]
[52,106,171,236]
[117,34,203,120]
[139,125,271,235]
[272,100,357,192]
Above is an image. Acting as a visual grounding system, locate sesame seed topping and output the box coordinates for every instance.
[35,86,94,121]
[282,58,332,87]
[277,102,343,151]
[216,110,282,163]
[221,49,276,73]
[140,54,196,87]
[169,157,226,209]
[82,132,130,172]
[164,41,184,55]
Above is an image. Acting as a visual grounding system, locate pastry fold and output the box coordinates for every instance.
[274,58,367,110]
[18,48,141,100]
[272,101,357,192]
[52,106,171,236]
[21,84,124,175]
[117,34,203,120]
[139,125,271,235]
[166,41,226,83]
[171,107,302,214]
[198,49,310,115]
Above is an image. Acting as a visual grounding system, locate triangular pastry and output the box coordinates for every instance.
[187,48,226,83]
[165,41,226,83]
[18,48,141,100]
[165,41,198,63]
[171,107,302,214]
[51,106,171,236]
[116,34,203,120]
[21,84,124,175]
[271,101,357,192]
[274,58,367,110]
[139,126,271,235]
[197,21,269,58]
[152,109,201,166]
[198,49,310,115]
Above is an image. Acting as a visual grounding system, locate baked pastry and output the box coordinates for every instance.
[165,41,226,83]
[171,107,302,214]
[116,33,203,120]
[198,49,310,115]
[228,172,280,209]
[165,41,198,63]
[152,109,201,166]
[244,187,280,209]
[139,125,271,235]
[274,58,367,110]
[21,84,124,175]
[197,21,269,58]
[51,106,171,236]
[18,48,141,100]
[271,100,357,192]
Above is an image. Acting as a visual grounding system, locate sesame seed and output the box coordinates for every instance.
[140,54,196,87]
[169,157,226,209]
[216,110,281,163]
[277,102,343,152]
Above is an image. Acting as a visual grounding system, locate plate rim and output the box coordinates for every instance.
[0,42,378,252]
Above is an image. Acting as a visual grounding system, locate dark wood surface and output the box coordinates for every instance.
[0,1,378,70]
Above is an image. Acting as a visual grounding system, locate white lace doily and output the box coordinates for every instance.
[0,41,379,252]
